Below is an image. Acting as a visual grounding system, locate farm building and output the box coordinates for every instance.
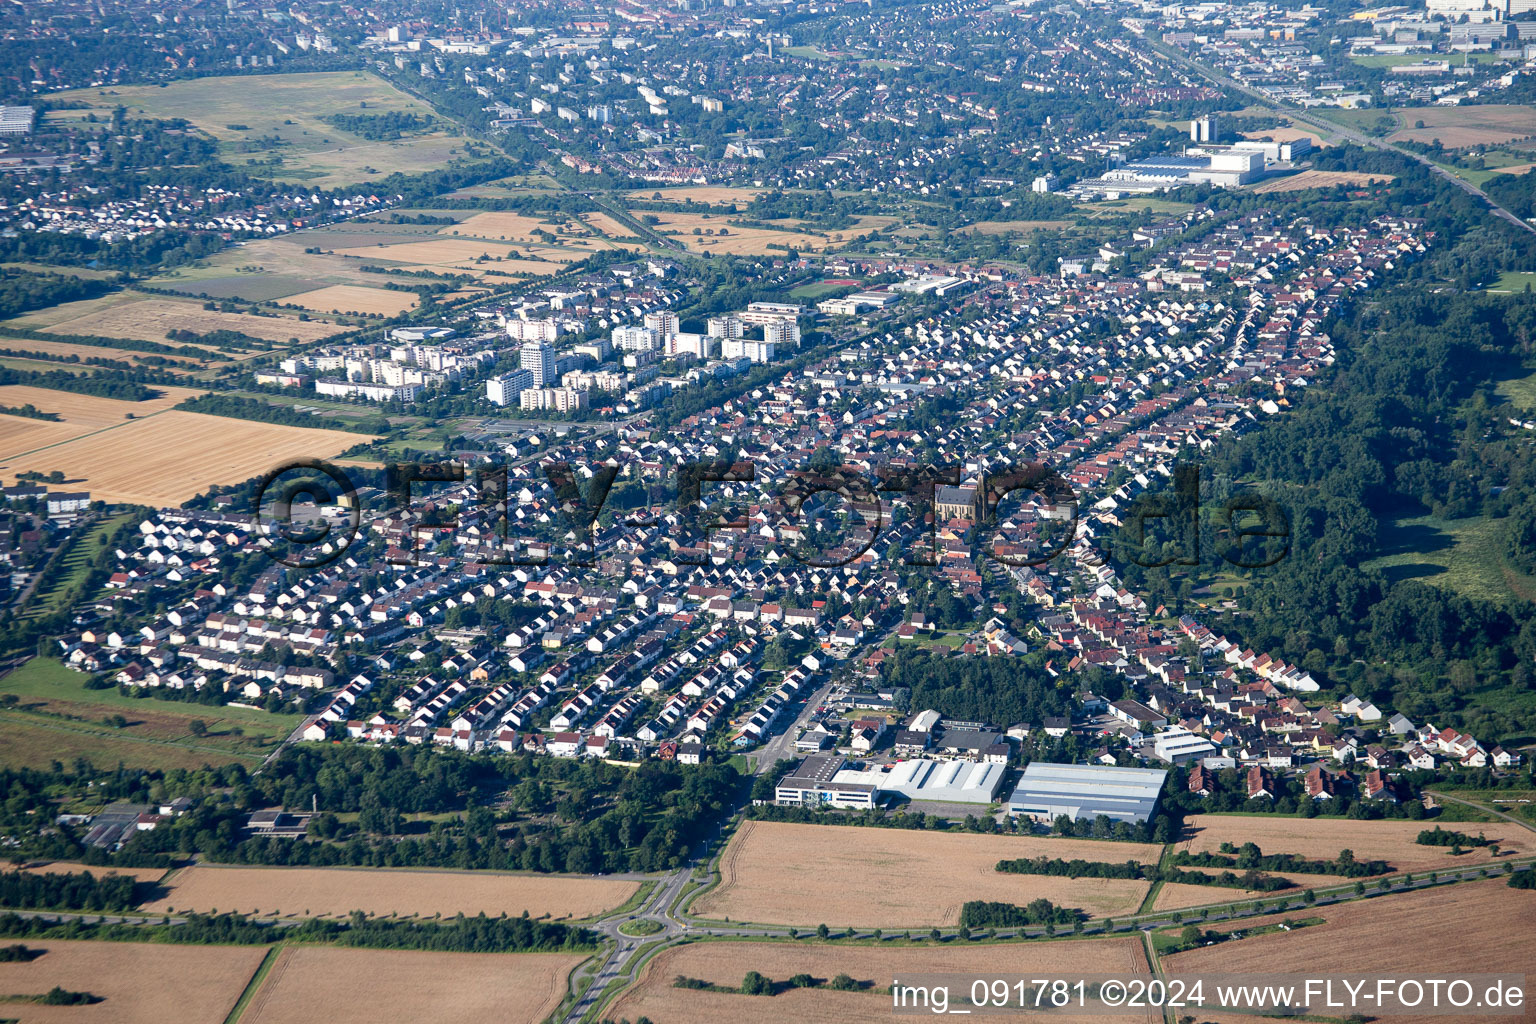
[1006,762,1168,824]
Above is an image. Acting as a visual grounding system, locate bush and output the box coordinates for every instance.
[741,971,773,996]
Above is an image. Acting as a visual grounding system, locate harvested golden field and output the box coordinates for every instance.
[1178,814,1526,873]
[626,185,764,205]
[0,385,206,428]
[444,211,586,242]
[580,211,645,240]
[1150,870,1345,912]
[11,860,168,883]
[1388,104,1536,148]
[693,821,1157,927]
[608,938,1157,1024]
[641,211,832,255]
[1165,879,1536,978]
[1251,169,1395,193]
[398,258,569,278]
[0,416,84,459]
[241,946,585,1024]
[0,336,205,370]
[14,294,339,346]
[282,284,418,316]
[1240,126,1328,147]
[0,410,373,506]
[334,238,516,264]
[0,939,264,1024]
[143,864,639,921]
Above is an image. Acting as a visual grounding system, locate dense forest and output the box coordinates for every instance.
[1122,287,1536,743]
[120,745,743,874]
[0,268,115,319]
[877,648,1068,725]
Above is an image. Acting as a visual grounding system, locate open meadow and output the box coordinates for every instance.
[240,946,585,1024]
[0,658,303,770]
[637,210,832,256]
[142,864,640,921]
[1387,104,1536,148]
[625,186,765,206]
[48,72,482,188]
[0,939,265,1024]
[607,937,1157,1024]
[0,406,373,506]
[1177,814,1528,872]
[693,821,1158,927]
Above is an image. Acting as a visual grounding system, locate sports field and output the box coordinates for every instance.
[693,821,1157,927]
[143,864,640,921]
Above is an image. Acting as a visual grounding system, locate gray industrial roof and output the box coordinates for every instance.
[1006,762,1168,823]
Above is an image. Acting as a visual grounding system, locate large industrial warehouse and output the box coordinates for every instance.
[875,758,1007,804]
[1006,762,1168,824]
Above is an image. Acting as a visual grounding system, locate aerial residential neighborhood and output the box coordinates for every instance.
[0,0,1534,1020]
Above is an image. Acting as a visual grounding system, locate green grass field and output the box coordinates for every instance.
[50,71,486,188]
[1496,361,1536,410]
[1362,513,1536,604]
[787,280,858,299]
[1313,107,1400,136]
[18,513,135,623]
[0,658,301,769]
[1487,272,1536,295]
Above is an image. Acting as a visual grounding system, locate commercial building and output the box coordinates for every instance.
[0,106,35,136]
[1151,727,1218,764]
[856,758,1008,805]
[1190,114,1219,143]
[774,753,877,809]
[1006,762,1168,824]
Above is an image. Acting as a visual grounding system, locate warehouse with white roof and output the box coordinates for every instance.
[833,758,1008,805]
[1006,762,1167,824]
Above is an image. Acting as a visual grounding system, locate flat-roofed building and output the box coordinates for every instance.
[774,754,877,809]
[1007,762,1168,824]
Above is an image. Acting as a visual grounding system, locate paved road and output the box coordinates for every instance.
[1136,27,1536,238]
